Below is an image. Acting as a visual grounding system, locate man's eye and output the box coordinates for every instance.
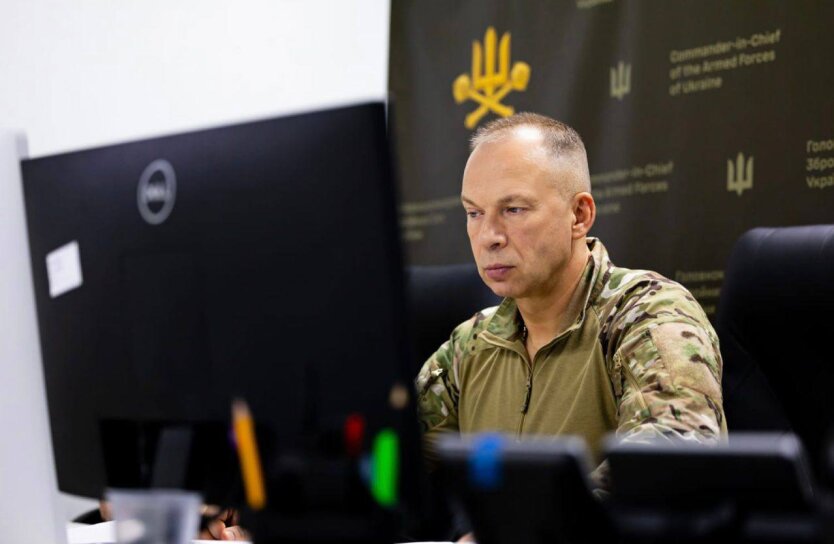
[506,207,524,214]
[466,210,482,219]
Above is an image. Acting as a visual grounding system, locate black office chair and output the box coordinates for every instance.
[405,264,501,369]
[717,225,834,477]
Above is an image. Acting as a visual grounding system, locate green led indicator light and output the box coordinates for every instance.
[371,428,399,507]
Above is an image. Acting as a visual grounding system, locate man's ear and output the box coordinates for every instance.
[571,192,596,239]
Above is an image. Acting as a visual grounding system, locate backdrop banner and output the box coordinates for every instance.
[389,0,834,317]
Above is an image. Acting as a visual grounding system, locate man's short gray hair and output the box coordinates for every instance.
[470,112,585,154]
[470,113,592,195]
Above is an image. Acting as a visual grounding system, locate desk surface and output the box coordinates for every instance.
[67,521,455,544]
[67,521,252,544]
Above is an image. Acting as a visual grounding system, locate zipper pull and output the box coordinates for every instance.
[418,367,446,398]
[521,375,532,414]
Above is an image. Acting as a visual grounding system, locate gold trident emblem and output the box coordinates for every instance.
[453,27,531,130]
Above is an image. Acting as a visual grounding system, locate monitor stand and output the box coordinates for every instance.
[151,427,195,489]
[100,419,237,503]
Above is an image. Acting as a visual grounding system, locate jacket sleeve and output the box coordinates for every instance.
[414,315,480,468]
[589,285,727,495]
[610,288,727,445]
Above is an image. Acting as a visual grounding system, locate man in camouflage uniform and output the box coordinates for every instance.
[415,113,727,487]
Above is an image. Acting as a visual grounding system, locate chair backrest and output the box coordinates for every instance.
[406,264,501,369]
[717,225,834,474]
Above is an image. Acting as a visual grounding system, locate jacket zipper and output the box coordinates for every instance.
[517,358,533,436]
[521,373,533,414]
[480,331,553,437]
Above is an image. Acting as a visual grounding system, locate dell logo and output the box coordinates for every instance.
[137,159,176,225]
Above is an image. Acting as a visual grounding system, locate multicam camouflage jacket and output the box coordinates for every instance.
[415,238,727,470]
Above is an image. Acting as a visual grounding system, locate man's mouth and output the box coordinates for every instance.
[484,264,514,280]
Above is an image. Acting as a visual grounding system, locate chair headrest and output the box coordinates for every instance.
[717,225,834,473]
[406,264,500,365]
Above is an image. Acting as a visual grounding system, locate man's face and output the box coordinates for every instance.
[461,130,579,301]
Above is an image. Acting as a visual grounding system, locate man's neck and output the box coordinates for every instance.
[517,242,590,359]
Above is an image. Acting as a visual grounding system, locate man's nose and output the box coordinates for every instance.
[479,214,507,251]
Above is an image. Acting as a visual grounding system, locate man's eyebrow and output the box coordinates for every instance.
[461,194,536,207]
[497,194,536,206]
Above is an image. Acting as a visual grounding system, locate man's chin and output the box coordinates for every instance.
[483,280,516,299]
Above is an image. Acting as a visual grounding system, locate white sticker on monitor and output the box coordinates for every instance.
[46,241,83,298]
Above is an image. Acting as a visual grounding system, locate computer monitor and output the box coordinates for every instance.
[21,102,423,538]
[436,434,613,544]
[605,432,818,541]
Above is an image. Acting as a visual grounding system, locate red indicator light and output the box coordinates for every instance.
[344,413,365,458]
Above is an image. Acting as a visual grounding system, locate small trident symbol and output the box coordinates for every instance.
[610,61,631,100]
[453,27,531,129]
[727,152,754,196]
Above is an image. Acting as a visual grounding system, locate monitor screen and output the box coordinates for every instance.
[437,435,611,544]
[21,103,414,510]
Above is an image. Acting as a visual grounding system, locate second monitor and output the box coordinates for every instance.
[22,103,421,537]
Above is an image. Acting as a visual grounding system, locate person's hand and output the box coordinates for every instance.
[99,500,112,521]
[198,506,251,541]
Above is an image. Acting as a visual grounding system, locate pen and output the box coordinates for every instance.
[232,398,267,510]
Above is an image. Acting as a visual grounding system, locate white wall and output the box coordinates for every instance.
[0,0,390,158]
[0,0,390,522]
